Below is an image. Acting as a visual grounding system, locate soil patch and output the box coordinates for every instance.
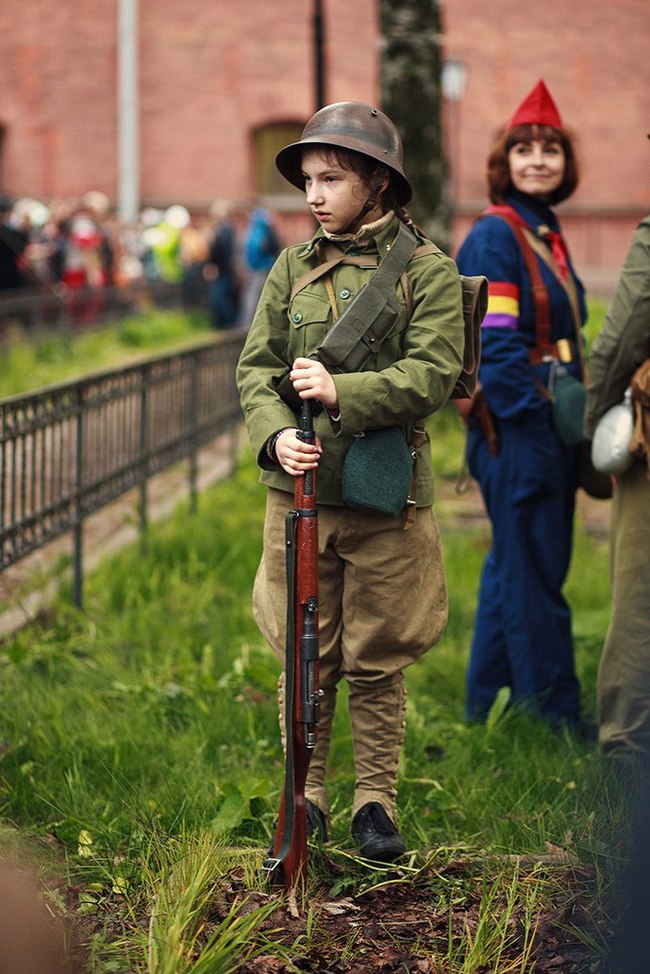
[217,859,610,973]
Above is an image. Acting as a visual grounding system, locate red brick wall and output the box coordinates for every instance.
[0,0,379,211]
[1,0,648,283]
[0,0,117,199]
[442,0,650,283]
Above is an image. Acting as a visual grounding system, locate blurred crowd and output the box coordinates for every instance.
[0,189,282,329]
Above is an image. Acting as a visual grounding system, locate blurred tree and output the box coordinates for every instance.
[379,0,449,248]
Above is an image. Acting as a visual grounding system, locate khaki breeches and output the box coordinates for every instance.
[253,488,448,821]
[598,459,650,759]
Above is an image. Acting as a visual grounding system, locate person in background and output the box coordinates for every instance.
[240,206,281,327]
[179,212,210,309]
[0,194,29,290]
[206,199,246,329]
[455,80,591,734]
[584,200,650,763]
[148,205,191,285]
[236,101,464,861]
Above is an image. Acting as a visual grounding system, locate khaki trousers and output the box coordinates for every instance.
[598,459,650,758]
[253,488,448,822]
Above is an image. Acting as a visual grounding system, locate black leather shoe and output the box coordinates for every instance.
[306,799,328,842]
[351,802,406,862]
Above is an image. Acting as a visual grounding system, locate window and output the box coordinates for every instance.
[253,122,304,198]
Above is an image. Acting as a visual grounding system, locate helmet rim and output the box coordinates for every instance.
[275,101,413,206]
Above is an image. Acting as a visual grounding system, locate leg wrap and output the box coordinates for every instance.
[348,675,407,821]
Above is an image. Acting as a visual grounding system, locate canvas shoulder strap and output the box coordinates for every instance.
[290,223,485,401]
[484,204,583,366]
[290,221,417,303]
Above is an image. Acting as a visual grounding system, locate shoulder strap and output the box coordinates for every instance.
[485,204,585,366]
[484,205,552,354]
[517,225,583,338]
[290,251,349,302]
[290,222,417,303]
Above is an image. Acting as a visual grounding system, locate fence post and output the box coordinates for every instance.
[72,386,84,608]
[188,351,198,513]
[139,366,149,537]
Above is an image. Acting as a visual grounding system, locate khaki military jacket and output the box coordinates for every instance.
[585,215,650,436]
[236,214,464,506]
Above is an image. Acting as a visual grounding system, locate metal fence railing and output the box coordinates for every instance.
[0,328,247,608]
[0,279,206,338]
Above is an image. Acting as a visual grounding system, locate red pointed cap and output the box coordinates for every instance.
[506,80,563,130]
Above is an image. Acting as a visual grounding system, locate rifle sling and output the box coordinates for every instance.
[264,509,299,879]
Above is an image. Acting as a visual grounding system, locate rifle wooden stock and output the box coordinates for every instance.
[264,401,320,890]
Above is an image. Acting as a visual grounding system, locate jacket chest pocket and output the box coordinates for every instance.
[287,290,332,357]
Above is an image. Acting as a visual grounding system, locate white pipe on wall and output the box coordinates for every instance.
[117,0,139,223]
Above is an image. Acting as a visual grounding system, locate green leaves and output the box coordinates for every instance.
[210,777,274,836]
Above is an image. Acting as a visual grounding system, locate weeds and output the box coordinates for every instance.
[0,338,627,969]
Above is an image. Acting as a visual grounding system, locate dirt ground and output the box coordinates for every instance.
[216,857,611,973]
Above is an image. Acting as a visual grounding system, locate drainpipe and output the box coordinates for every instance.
[117,0,140,223]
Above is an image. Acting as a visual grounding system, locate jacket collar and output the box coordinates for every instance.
[298,211,400,259]
[505,191,561,235]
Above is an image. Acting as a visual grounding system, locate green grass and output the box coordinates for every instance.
[0,308,213,398]
[0,295,625,971]
[0,428,625,971]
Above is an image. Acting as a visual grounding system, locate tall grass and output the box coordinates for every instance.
[0,432,625,970]
[0,296,627,970]
[0,309,213,397]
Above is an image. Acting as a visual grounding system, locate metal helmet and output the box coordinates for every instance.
[275,101,412,205]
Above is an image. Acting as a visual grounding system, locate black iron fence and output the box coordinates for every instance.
[0,278,212,339]
[0,329,247,607]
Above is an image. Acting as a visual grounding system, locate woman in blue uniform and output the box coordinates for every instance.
[455,80,588,730]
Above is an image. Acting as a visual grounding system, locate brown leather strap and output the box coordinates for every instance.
[518,225,584,370]
[487,210,552,354]
[323,275,339,321]
[485,206,584,369]
[289,252,349,302]
[290,239,438,306]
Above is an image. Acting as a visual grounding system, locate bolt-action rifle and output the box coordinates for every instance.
[263,400,320,891]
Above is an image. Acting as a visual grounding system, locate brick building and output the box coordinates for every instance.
[1,0,648,287]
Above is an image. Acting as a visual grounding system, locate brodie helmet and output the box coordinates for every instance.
[275,101,412,205]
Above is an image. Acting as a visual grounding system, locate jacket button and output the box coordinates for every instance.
[340,289,351,299]
[292,312,303,323]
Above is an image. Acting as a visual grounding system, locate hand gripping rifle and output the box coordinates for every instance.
[263,400,320,891]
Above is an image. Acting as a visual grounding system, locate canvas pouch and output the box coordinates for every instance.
[549,363,587,446]
[341,426,414,517]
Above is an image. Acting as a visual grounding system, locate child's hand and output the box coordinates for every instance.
[275,428,322,476]
[290,358,339,411]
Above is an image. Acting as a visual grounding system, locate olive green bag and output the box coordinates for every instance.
[341,426,414,517]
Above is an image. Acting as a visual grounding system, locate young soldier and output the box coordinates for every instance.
[237,101,464,861]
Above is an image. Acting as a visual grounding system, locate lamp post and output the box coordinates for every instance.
[313,0,326,110]
[441,59,468,247]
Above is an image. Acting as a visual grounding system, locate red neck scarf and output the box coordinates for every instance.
[485,204,569,279]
